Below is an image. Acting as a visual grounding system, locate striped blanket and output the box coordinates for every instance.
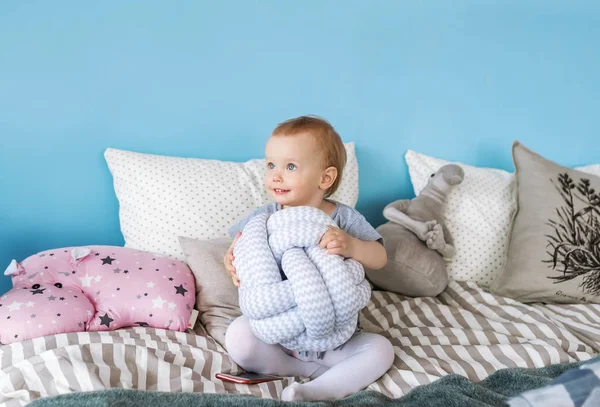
[2,281,599,406]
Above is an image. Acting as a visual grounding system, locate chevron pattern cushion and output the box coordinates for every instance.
[233,206,371,352]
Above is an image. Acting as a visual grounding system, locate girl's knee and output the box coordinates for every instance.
[380,336,395,367]
[367,334,395,369]
[225,317,258,365]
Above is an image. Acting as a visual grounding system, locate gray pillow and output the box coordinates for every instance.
[178,236,241,349]
[490,142,600,304]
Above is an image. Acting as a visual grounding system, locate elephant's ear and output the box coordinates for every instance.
[4,259,25,276]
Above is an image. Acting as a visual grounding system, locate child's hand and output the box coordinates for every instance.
[224,232,241,287]
[319,226,356,258]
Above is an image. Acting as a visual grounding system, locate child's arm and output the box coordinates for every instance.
[320,226,387,270]
[224,232,242,287]
[351,239,387,270]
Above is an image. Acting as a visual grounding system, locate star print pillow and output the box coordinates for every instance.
[0,246,195,344]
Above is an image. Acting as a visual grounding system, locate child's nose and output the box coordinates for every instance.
[272,173,282,183]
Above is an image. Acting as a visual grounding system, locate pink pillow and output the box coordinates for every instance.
[0,246,195,345]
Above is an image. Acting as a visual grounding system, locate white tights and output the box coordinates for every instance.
[225,316,395,401]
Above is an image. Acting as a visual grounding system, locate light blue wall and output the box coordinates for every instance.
[1,1,599,295]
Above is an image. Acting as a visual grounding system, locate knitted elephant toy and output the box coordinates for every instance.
[366,164,464,297]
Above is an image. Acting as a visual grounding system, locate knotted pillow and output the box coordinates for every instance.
[233,206,371,352]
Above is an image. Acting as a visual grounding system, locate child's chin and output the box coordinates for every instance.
[273,195,292,205]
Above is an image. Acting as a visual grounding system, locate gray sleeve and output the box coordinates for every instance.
[227,203,277,238]
[228,213,253,239]
[345,213,383,244]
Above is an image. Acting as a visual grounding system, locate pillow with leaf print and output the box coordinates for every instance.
[490,142,600,304]
[406,149,600,289]
[104,144,359,261]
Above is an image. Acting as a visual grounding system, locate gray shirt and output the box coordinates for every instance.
[228,200,383,244]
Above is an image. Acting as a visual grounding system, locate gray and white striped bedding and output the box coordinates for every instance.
[1,280,599,406]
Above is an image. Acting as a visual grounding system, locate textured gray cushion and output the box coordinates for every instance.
[490,142,600,304]
[178,236,241,349]
[370,220,448,297]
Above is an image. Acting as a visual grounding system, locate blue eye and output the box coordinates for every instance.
[268,162,275,170]
[287,163,296,171]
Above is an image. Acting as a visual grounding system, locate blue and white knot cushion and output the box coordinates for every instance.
[233,206,371,352]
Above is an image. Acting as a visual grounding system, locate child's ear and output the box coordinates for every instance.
[319,166,338,191]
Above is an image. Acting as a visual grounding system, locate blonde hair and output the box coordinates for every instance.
[272,116,346,197]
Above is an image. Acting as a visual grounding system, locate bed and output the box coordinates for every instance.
[4,142,600,406]
[2,280,598,406]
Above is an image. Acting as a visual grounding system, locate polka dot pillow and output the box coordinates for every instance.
[405,150,516,287]
[104,144,359,261]
[405,150,600,287]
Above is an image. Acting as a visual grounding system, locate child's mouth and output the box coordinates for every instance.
[273,188,290,195]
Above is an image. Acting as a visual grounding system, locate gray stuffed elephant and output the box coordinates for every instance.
[366,164,464,297]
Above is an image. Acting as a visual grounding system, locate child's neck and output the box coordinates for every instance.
[282,198,336,216]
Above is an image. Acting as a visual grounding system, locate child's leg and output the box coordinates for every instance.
[281,332,395,402]
[225,316,327,378]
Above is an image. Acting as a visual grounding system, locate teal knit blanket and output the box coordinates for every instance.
[28,358,586,407]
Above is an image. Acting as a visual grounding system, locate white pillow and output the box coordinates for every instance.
[405,150,515,287]
[105,143,359,261]
[405,150,600,288]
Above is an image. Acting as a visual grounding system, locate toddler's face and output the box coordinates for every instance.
[265,133,326,207]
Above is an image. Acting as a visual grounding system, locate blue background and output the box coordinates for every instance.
[1,1,599,295]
